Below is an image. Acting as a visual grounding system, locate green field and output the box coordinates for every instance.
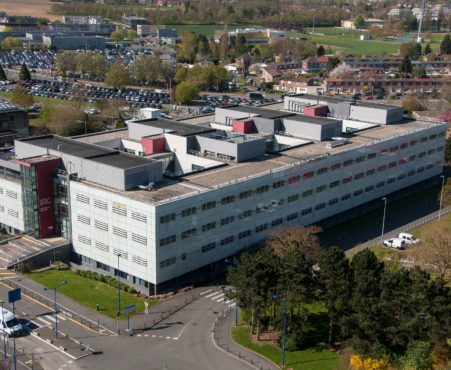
[27,270,156,319]
[171,24,223,37]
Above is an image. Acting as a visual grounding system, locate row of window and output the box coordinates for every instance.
[0,207,18,217]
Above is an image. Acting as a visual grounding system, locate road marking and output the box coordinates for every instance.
[225,300,233,304]
[199,289,212,295]
[144,334,148,337]
[216,297,225,303]
[30,320,42,328]
[45,315,56,323]
[205,291,219,298]
[172,337,177,340]
[210,293,224,301]
[152,335,156,338]
[68,361,73,364]
[158,336,163,338]
[165,336,171,339]
[137,334,142,337]
[36,317,52,326]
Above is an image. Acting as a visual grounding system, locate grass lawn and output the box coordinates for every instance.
[232,326,338,370]
[27,270,156,319]
[410,212,451,239]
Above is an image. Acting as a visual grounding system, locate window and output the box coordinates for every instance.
[201,242,216,253]
[271,218,283,227]
[302,190,313,197]
[239,189,252,199]
[389,146,398,152]
[437,146,444,152]
[366,169,375,176]
[418,152,426,158]
[387,177,396,184]
[256,224,268,233]
[273,180,285,189]
[131,211,147,223]
[417,166,424,173]
[132,233,147,245]
[221,195,235,205]
[96,261,110,272]
[331,163,341,171]
[0,205,4,212]
[288,175,300,184]
[6,190,17,199]
[160,257,176,268]
[182,207,196,217]
[438,132,445,137]
[301,207,312,216]
[400,143,408,149]
[287,194,299,203]
[315,202,326,210]
[376,181,385,188]
[221,216,235,226]
[220,236,234,246]
[426,163,434,170]
[160,213,176,224]
[410,140,417,146]
[342,176,352,184]
[367,153,377,159]
[378,165,386,172]
[356,156,365,163]
[77,234,91,245]
[256,185,269,194]
[160,235,176,247]
[287,212,298,221]
[388,161,397,168]
[182,228,197,239]
[132,255,147,267]
[112,203,127,216]
[428,149,435,155]
[397,173,406,180]
[429,134,437,140]
[95,241,109,252]
[239,210,252,219]
[317,167,328,175]
[343,159,353,167]
[94,219,108,231]
[201,222,216,232]
[330,180,340,188]
[303,171,314,179]
[93,199,107,210]
[365,185,374,192]
[407,170,415,177]
[353,189,363,196]
[77,214,90,225]
[316,185,327,193]
[238,230,251,239]
[7,209,18,217]
[113,226,127,238]
[341,193,351,201]
[355,172,364,180]
[409,155,417,161]
[329,198,339,205]
[76,193,89,204]
[420,137,427,143]
[202,201,216,211]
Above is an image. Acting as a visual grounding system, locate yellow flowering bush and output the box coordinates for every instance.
[350,355,390,370]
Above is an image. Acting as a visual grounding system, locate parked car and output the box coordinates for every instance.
[383,238,405,250]
[398,232,419,245]
[0,308,22,337]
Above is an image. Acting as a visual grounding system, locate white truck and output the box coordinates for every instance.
[398,232,419,245]
[0,308,22,337]
[383,238,406,250]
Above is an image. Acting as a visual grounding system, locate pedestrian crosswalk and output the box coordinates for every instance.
[31,314,67,328]
[201,290,236,308]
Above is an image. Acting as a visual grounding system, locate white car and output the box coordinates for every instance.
[383,238,405,250]
[398,232,419,245]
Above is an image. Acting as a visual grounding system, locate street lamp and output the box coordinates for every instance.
[439,175,445,220]
[380,197,387,244]
[0,301,6,359]
[224,259,238,326]
[116,253,121,319]
[43,280,68,339]
[272,295,288,369]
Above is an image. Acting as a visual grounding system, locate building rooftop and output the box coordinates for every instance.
[0,101,24,114]
[355,101,403,110]
[285,114,341,126]
[222,105,294,119]
[131,118,215,136]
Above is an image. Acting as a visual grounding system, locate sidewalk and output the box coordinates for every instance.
[213,309,279,370]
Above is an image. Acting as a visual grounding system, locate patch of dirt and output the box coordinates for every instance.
[0,0,62,21]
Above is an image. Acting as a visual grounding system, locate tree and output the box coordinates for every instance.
[401,96,425,113]
[317,45,326,57]
[19,64,31,81]
[266,225,323,261]
[127,29,137,42]
[0,64,7,81]
[445,137,451,164]
[175,81,198,104]
[440,34,451,55]
[55,51,77,76]
[412,67,427,78]
[399,55,413,76]
[10,86,33,108]
[174,67,189,84]
[400,42,421,60]
[329,64,354,78]
[43,104,85,136]
[104,64,130,89]
[424,43,432,55]
[132,55,164,84]
[408,220,450,279]
[111,29,127,42]
[318,247,352,345]
[1,37,20,50]
[327,57,341,71]
[354,15,365,29]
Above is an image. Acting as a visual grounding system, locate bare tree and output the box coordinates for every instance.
[266,225,324,261]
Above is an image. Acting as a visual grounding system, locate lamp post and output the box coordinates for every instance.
[272,295,288,369]
[224,259,238,326]
[0,301,6,358]
[439,175,445,220]
[43,280,68,339]
[116,252,121,334]
[380,197,387,244]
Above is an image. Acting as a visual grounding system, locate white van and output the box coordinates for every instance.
[0,308,22,336]
[398,233,419,245]
[383,238,406,250]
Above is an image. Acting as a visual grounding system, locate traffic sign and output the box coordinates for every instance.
[123,304,136,315]
[8,288,21,303]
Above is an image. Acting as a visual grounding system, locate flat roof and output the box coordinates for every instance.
[20,135,156,169]
[284,114,341,126]
[290,94,353,104]
[0,101,24,114]
[131,118,215,136]
[221,105,294,119]
[355,101,403,110]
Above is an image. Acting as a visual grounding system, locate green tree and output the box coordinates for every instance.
[197,34,209,56]
[174,67,188,84]
[319,247,352,345]
[1,37,20,50]
[327,57,341,71]
[44,104,85,136]
[400,341,432,369]
[175,81,198,104]
[0,64,7,81]
[104,63,130,88]
[317,45,326,57]
[424,43,432,55]
[132,55,162,84]
[440,34,451,55]
[19,64,31,81]
[353,15,365,29]
[399,55,412,76]
[127,29,137,42]
[10,86,33,108]
[55,51,77,77]
[111,29,127,42]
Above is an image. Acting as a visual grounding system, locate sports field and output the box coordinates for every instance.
[0,0,61,21]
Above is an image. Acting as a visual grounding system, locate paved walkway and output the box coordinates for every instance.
[213,309,279,370]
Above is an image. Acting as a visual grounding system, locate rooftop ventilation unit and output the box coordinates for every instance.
[139,182,155,191]
[326,137,350,149]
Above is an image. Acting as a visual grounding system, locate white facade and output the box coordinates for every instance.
[0,178,24,233]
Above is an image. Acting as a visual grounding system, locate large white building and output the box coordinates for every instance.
[0,97,446,293]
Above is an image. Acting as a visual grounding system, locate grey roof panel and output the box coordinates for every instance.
[131,118,215,136]
[221,105,294,119]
